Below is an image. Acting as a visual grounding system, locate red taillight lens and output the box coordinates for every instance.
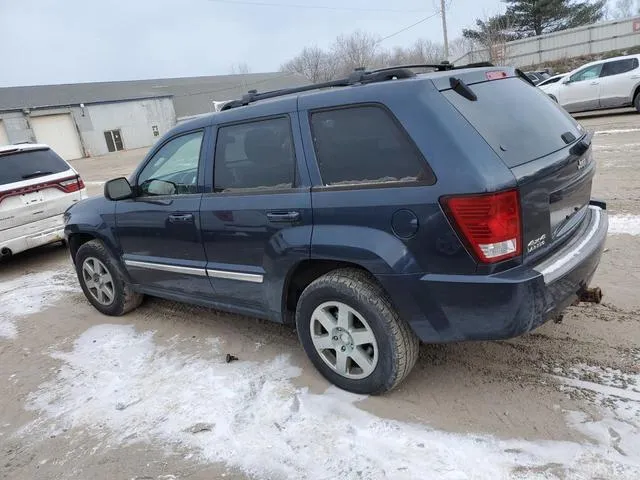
[486,70,508,80]
[442,189,522,263]
[59,175,84,193]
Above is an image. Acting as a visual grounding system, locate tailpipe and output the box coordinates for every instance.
[578,287,603,304]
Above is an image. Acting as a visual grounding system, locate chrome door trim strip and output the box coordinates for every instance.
[124,260,208,277]
[206,268,264,283]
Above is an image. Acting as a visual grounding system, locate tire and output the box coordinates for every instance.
[74,239,143,316]
[295,268,419,395]
[634,92,640,113]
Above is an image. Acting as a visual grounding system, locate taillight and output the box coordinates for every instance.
[442,189,522,263]
[59,175,85,193]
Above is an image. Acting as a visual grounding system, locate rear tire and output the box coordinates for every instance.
[74,240,143,316]
[295,268,419,395]
[634,92,640,113]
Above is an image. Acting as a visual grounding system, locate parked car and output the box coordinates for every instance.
[539,54,640,112]
[538,74,566,88]
[64,64,608,394]
[1,144,87,259]
[525,71,551,85]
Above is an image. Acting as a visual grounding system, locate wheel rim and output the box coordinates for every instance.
[81,257,115,306]
[310,301,379,380]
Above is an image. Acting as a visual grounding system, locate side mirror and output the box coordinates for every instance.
[562,77,571,85]
[104,177,133,201]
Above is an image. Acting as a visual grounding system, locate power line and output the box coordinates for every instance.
[378,11,441,43]
[208,0,428,13]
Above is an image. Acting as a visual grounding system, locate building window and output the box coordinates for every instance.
[214,116,296,192]
[104,129,124,152]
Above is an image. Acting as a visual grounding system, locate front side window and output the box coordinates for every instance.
[137,131,203,196]
[600,58,639,77]
[570,64,603,83]
[310,105,434,187]
[214,117,296,192]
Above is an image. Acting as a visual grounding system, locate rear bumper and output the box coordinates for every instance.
[377,205,608,343]
[0,215,65,256]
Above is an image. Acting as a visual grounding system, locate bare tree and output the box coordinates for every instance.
[463,13,518,65]
[448,37,477,62]
[409,39,446,63]
[611,0,637,18]
[332,30,381,75]
[280,46,338,83]
[230,62,251,75]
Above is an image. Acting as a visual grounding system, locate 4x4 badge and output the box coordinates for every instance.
[577,157,588,170]
[527,234,547,253]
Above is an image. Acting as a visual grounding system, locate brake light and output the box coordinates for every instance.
[59,175,85,193]
[486,71,508,80]
[0,175,85,203]
[442,189,522,263]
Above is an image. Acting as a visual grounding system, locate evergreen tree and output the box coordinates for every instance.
[504,0,607,36]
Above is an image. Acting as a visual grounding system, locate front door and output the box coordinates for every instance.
[560,63,603,112]
[200,114,312,319]
[116,130,214,298]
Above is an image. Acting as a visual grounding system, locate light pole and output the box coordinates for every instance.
[440,0,449,59]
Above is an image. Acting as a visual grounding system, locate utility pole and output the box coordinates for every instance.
[440,0,449,59]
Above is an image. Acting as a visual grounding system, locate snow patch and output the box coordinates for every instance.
[0,269,78,339]
[609,215,640,236]
[595,128,640,136]
[26,325,640,479]
[558,364,640,460]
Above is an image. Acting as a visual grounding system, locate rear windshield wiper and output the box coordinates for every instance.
[449,77,477,101]
[21,171,54,179]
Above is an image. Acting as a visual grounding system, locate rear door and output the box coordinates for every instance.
[598,57,640,108]
[0,148,84,232]
[199,112,312,318]
[440,73,593,262]
[558,63,603,112]
[116,130,213,298]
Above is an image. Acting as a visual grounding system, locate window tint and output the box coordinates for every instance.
[570,64,603,82]
[600,58,639,77]
[0,148,70,185]
[310,106,433,186]
[214,117,295,192]
[137,131,203,196]
[442,77,582,168]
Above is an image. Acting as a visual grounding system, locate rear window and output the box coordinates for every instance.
[442,77,582,167]
[0,148,71,185]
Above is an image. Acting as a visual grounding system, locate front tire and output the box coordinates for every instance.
[74,240,143,316]
[295,268,419,394]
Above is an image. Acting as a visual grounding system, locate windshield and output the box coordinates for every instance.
[442,77,582,167]
[0,149,70,185]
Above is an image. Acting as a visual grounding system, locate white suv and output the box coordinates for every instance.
[539,54,640,113]
[0,144,87,259]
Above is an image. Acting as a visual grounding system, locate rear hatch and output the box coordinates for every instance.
[437,69,593,262]
[0,147,85,231]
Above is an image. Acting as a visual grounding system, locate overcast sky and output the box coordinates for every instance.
[0,0,612,87]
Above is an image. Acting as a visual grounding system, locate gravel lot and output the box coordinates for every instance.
[1,111,639,480]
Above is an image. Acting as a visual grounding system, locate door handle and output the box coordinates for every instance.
[631,75,640,79]
[168,213,194,223]
[266,211,301,223]
[590,81,599,85]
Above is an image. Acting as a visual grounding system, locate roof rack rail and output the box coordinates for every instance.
[220,60,496,111]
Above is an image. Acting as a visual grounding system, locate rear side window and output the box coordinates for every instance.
[310,105,434,186]
[214,117,296,192]
[442,77,582,167]
[0,149,70,185]
[600,58,639,77]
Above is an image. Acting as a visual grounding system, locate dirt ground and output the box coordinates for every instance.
[1,111,639,479]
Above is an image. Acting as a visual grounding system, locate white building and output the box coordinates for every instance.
[0,73,308,159]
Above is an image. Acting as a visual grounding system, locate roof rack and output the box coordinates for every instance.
[221,61,495,111]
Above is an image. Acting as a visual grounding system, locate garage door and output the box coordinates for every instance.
[30,114,83,160]
[0,121,9,146]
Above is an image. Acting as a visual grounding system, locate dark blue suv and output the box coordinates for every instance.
[65,64,608,394]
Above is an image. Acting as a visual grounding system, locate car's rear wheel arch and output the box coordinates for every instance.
[633,85,640,112]
[283,259,374,324]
